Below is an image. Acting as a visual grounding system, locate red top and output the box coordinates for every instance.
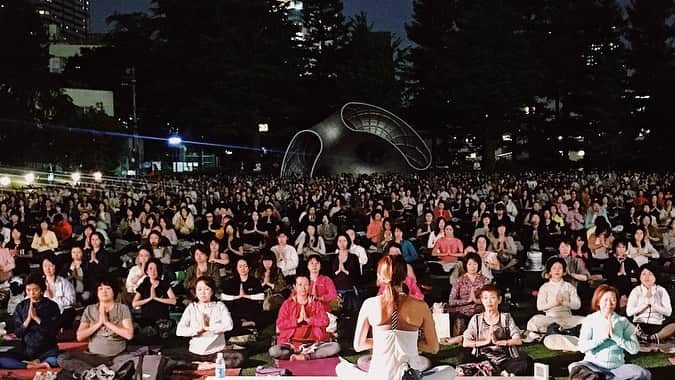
[309,275,338,311]
[433,208,451,221]
[366,220,383,243]
[276,297,330,347]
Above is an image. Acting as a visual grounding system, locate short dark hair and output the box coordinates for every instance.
[545,257,567,276]
[463,252,482,272]
[306,254,322,264]
[143,258,164,278]
[25,273,46,292]
[295,273,309,285]
[479,284,501,297]
[194,276,219,302]
[96,278,119,298]
[192,244,208,259]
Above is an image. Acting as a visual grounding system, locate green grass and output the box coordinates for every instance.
[234,326,671,378]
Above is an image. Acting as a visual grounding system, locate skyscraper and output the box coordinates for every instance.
[32,0,89,41]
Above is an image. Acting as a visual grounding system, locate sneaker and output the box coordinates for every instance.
[635,325,649,343]
[649,334,661,345]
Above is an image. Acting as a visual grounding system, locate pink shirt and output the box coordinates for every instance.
[433,237,464,262]
[309,275,338,311]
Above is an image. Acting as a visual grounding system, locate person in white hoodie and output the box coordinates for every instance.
[174,276,244,368]
[627,264,675,345]
[523,257,584,351]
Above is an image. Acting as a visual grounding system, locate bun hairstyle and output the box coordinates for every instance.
[377,255,408,325]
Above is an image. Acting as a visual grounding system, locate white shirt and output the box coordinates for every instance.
[627,285,671,325]
[125,265,146,293]
[176,301,233,355]
[46,275,76,312]
[536,280,581,318]
[271,244,299,276]
[627,242,659,267]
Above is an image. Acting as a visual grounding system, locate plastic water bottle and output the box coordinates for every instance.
[215,352,226,379]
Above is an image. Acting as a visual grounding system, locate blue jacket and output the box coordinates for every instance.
[14,298,60,359]
[400,240,418,263]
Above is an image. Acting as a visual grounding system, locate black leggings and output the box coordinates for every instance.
[460,348,533,375]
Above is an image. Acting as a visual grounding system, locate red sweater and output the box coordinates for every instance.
[276,297,330,347]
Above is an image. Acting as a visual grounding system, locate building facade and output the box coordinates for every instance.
[32,0,89,41]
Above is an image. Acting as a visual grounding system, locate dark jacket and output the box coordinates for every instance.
[603,256,640,297]
[14,297,60,359]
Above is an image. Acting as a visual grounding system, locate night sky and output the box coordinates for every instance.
[90,0,412,40]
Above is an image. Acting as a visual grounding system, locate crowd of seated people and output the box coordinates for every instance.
[0,170,672,379]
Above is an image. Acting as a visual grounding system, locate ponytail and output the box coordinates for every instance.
[377,255,407,325]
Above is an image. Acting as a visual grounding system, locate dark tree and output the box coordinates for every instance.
[625,0,675,164]
[300,0,347,120]
[405,0,457,164]
[0,0,56,121]
[526,0,627,166]
[337,13,403,110]
[407,0,541,171]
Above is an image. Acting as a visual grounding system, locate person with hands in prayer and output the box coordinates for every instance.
[568,284,650,380]
[173,276,244,369]
[0,274,60,369]
[57,279,135,376]
[461,284,532,376]
[269,275,340,361]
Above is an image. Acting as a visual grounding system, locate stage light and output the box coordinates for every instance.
[93,171,103,182]
[24,173,35,184]
[0,176,10,187]
[71,172,81,183]
[578,150,586,157]
[168,136,182,146]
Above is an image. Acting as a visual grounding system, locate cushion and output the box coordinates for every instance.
[276,356,340,376]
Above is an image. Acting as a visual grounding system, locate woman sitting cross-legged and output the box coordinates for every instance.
[459,284,533,377]
[627,264,675,346]
[131,258,177,344]
[57,279,135,377]
[568,284,651,380]
[170,276,244,369]
[523,257,584,351]
[0,274,60,369]
[221,258,267,333]
[447,252,490,345]
[335,255,453,379]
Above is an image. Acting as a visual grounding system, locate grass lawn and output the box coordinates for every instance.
[235,323,672,378]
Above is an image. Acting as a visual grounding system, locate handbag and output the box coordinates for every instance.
[455,360,495,376]
[401,363,423,380]
[497,313,521,359]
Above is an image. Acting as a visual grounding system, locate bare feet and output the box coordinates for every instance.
[290,354,306,361]
[26,360,50,369]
